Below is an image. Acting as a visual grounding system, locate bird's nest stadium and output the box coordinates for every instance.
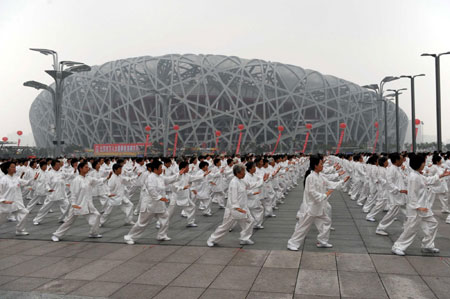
[29,54,408,155]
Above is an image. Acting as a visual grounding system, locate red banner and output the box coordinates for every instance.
[372,129,379,154]
[94,143,145,156]
[302,132,310,154]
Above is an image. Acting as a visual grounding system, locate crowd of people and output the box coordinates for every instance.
[0,154,307,246]
[1,151,449,256]
[290,152,450,256]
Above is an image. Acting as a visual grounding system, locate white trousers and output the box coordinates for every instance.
[34,198,68,223]
[125,210,169,241]
[212,192,225,207]
[392,215,438,251]
[249,201,264,226]
[27,195,46,211]
[53,208,100,238]
[0,208,29,232]
[287,213,331,249]
[100,199,134,225]
[366,197,388,220]
[377,204,406,231]
[208,209,255,243]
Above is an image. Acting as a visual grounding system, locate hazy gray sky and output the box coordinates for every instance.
[1,0,450,145]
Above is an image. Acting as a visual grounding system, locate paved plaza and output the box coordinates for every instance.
[1,185,450,298]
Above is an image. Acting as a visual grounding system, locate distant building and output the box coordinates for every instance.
[29,54,408,154]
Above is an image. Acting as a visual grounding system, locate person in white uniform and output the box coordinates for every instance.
[392,154,450,256]
[99,163,137,226]
[0,161,38,235]
[207,164,268,247]
[124,160,183,244]
[51,162,112,242]
[374,153,407,235]
[33,159,70,225]
[287,155,349,251]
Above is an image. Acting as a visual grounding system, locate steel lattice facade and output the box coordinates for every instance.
[29,54,408,154]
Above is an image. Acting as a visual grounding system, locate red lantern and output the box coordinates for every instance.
[277,125,284,132]
[17,131,23,136]
[215,130,221,137]
[2,137,8,142]
[415,119,420,126]
[145,125,151,132]
[306,123,312,130]
[340,123,347,129]
[173,125,180,131]
[238,124,245,130]
[374,122,379,128]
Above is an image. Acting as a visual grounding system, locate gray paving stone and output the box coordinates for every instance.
[153,286,205,299]
[294,296,340,299]
[380,274,436,299]
[27,257,94,279]
[0,239,21,250]
[45,242,95,257]
[229,249,269,267]
[164,246,208,263]
[110,283,163,299]
[338,271,388,298]
[0,277,50,291]
[0,255,35,271]
[264,250,302,268]
[407,256,450,276]
[210,265,260,291]
[132,262,190,285]
[129,245,181,263]
[247,291,293,299]
[199,288,247,299]
[195,247,238,265]
[336,253,376,272]
[170,264,223,288]
[64,259,124,280]
[35,279,88,295]
[70,281,125,297]
[251,267,297,293]
[421,276,450,299]
[20,241,70,256]
[371,254,417,275]
[95,261,155,283]
[295,269,339,297]
[300,252,336,270]
[100,244,152,261]
[72,243,124,259]
[0,275,18,286]
[2,240,50,254]
[0,256,63,276]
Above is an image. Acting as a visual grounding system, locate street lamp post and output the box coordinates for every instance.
[386,88,407,152]
[362,76,399,153]
[421,51,450,152]
[25,48,90,157]
[399,74,425,153]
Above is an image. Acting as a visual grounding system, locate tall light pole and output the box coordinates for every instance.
[421,51,450,152]
[399,74,425,153]
[362,76,399,152]
[387,88,407,152]
[25,48,90,157]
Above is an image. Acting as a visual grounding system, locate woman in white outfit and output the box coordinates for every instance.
[0,162,38,235]
[287,155,349,251]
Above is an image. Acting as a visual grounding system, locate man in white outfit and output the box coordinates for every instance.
[207,164,268,246]
[392,154,450,256]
